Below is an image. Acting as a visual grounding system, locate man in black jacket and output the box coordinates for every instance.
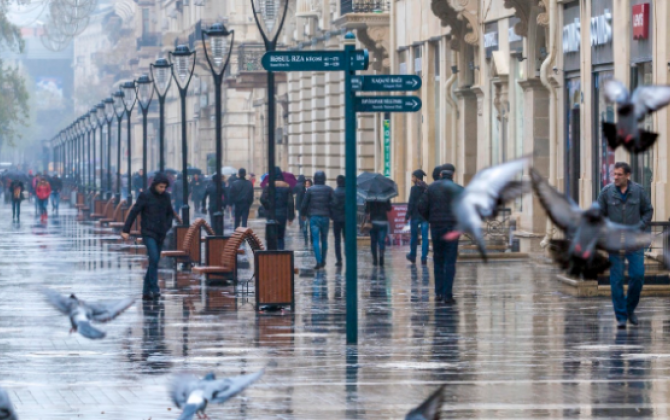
[301,171,336,269]
[294,175,308,246]
[331,175,346,266]
[190,174,206,213]
[50,174,63,213]
[132,169,144,198]
[121,173,174,300]
[418,164,463,304]
[261,168,295,250]
[406,169,428,265]
[229,168,254,228]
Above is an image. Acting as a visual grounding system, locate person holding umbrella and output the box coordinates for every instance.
[260,167,295,250]
[358,172,398,267]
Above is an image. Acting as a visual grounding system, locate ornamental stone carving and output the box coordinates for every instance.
[503,0,530,37]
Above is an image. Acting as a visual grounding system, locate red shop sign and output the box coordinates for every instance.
[632,3,650,40]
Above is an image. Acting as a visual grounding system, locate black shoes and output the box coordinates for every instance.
[617,320,627,329]
[335,260,343,267]
[314,263,325,270]
[629,313,639,326]
[436,294,443,301]
[443,297,457,305]
[406,253,416,264]
[421,259,427,265]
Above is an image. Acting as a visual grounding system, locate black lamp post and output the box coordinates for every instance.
[95,103,106,193]
[77,119,84,192]
[113,89,125,204]
[136,74,154,191]
[169,45,196,226]
[104,97,115,200]
[121,81,137,205]
[251,0,290,250]
[150,58,172,173]
[202,22,235,236]
[87,110,96,195]
[70,125,78,189]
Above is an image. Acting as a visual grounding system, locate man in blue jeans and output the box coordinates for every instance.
[121,173,174,300]
[406,169,429,265]
[301,171,336,270]
[418,165,463,304]
[50,174,62,212]
[597,162,653,328]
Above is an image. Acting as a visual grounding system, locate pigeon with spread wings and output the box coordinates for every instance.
[405,386,445,420]
[602,79,670,154]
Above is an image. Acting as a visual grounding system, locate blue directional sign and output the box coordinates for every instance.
[262,50,369,72]
[354,96,422,113]
[351,75,422,92]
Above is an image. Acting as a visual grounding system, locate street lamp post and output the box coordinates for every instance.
[96,103,106,194]
[136,75,154,191]
[150,58,172,173]
[88,110,95,195]
[122,81,137,206]
[250,0,290,250]
[89,111,98,193]
[169,45,196,226]
[104,97,115,200]
[77,120,84,192]
[113,90,125,204]
[202,22,235,236]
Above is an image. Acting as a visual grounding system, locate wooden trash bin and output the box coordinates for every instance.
[204,236,229,279]
[254,250,294,311]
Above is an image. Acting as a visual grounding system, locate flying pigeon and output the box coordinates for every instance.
[443,158,529,261]
[405,386,445,420]
[530,168,655,279]
[0,387,17,420]
[170,368,265,420]
[602,79,670,153]
[42,288,135,339]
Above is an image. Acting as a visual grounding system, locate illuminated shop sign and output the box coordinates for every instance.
[563,18,580,53]
[590,9,612,46]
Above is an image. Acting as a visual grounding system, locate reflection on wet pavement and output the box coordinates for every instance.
[1,207,670,419]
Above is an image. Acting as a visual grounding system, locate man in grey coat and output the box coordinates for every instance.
[597,161,653,328]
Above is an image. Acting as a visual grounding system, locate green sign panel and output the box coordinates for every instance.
[262,50,369,72]
[354,96,422,113]
[383,119,390,177]
[352,75,422,92]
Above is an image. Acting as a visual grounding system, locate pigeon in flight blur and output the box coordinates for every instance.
[405,386,445,420]
[42,288,135,339]
[0,387,17,420]
[602,79,670,153]
[443,158,529,261]
[170,368,265,420]
[530,168,656,279]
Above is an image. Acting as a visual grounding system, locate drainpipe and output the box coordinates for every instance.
[539,0,557,248]
[445,49,459,175]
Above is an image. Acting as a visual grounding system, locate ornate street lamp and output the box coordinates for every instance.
[150,58,172,173]
[202,22,235,235]
[113,89,125,204]
[96,103,106,193]
[76,119,84,192]
[251,0,290,249]
[104,97,115,199]
[121,81,137,205]
[88,109,97,193]
[169,45,196,226]
[136,74,154,191]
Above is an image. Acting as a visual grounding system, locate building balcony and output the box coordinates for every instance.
[340,0,389,15]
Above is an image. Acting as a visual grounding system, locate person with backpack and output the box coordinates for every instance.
[406,169,429,265]
[10,178,24,221]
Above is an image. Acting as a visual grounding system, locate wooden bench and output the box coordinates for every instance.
[98,200,126,226]
[90,198,113,219]
[193,227,265,282]
[74,192,86,208]
[161,218,215,265]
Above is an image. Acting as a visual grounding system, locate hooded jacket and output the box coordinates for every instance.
[123,174,174,242]
[260,169,295,221]
[331,175,346,223]
[35,180,51,200]
[300,171,336,218]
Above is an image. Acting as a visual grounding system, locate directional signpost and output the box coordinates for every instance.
[262,33,421,345]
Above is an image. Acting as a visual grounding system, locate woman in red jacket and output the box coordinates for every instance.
[35,178,51,217]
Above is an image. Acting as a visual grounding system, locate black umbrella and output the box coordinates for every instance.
[187,166,202,176]
[356,172,398,202]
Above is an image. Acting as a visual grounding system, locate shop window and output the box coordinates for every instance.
[433,43,440,166]
[565,77,580,202]
[631,61,653,199]
[593,71,615,199]
[414,46,422,77]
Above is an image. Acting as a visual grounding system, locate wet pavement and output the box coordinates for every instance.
[2,203,670,419]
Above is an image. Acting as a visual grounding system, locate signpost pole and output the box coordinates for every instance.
[343,32,358,345]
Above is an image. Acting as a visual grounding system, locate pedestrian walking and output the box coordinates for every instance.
[50,174,63,212]
[260,167,295,250]
[172,173,185,214]
[35,177,51,219]
[132,169,144,198]
[596,161,653,328]
[364,198,392,267]
[10,178,24,221]
[294,175,307,245]
[418,164,463,304]
[190,174,206,213]
[121,173,174,300]
[300,171,336,269]
[406,169,429,265]
[202,174,227,227]
[229,168,254,228]
[332,175,346,267]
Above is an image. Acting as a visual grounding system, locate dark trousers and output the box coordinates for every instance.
[277,215,287,250]
[234,205,250,228]
[431,224,459,298]
[370,223,388,260]
[333,220,345,262]
[12,200,20,219]
[609,249,645,322]
[142,236,163,296]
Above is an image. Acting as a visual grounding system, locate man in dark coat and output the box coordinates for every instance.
[331,175,346,266]
[202,174,226,227]
[406,169,429,265]
[190,174,206,213]
[121,173,174,300]
[172,173,185,214]
[50,174,63,213]
[260,167,295,250]
[294,175,308,246]
[10,178,24,221]
[229,168,254,228]
[418,164,463,304]
[301,171,336,269]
